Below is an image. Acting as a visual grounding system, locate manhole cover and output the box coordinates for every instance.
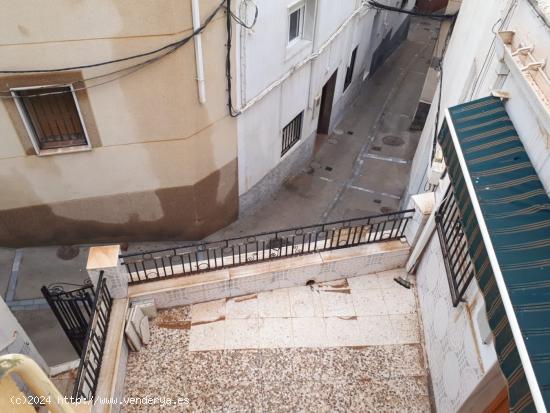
[380,207,396,214]
[56,246,80,260]
[328,138,339,144]
[347,131,354,135]
[382,135,405,147]
[325,166,333,172]
[333,129,344,135]
[371,146,382,152]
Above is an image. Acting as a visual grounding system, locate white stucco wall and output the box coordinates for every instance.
[414,180,500,412]
[406,1,550,409]
[237,0,411,195]
[406,0,550,202]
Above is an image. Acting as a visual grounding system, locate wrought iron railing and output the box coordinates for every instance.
[435,184,476,307]
[120,210,415,285]
[72,271,112,401]
[41,280,95,356]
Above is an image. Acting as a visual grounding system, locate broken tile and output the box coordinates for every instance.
[226,294,259,319]
[319,288,355,317]
[188,320,225,351]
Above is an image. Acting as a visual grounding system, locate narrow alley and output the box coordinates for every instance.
[212,17,438,239]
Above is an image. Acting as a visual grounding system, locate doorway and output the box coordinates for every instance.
[317,69,338,135]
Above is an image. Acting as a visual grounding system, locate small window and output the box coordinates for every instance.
[281,112,303,156]
[288,2,305,44]
[11,85,90,155]
[344,46,358,91]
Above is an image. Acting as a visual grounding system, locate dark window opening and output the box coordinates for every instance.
[12,86,88,152]
[344,47,358,91]
[288,7,302,43]
[281,112,303,156]
[435,184,476,307]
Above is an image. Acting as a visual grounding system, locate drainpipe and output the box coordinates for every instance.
[191,0,207,104]
[406,207,436,274]
[0,354,75,413]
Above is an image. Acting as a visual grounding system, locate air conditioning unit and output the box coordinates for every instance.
[125,305,150,351]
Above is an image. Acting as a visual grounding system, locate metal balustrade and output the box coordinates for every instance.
[120,210,415,285]
[72,272,112,401]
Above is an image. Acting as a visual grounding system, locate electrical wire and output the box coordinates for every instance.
[0,1,226,99]
[0,1,226,75]
[368,1,458,20]
[224,0,259,117]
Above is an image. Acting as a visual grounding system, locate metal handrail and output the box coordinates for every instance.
[72,271,112,401]
[120,210,415,285]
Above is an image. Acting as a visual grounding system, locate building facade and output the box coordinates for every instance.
[236,0,413,211]
[0,0,414,247]
[0,0,238,247]
[405,0,550,411]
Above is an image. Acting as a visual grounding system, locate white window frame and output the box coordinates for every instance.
[11,84,92,156]
[287,1,305,46]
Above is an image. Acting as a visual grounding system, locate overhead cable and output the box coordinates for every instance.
[368,1,458,20]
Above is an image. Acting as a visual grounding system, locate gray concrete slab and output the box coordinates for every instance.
[13,309,78,366]
[15,246,89,300]
[354,158,411,198]
[0,248,15,299]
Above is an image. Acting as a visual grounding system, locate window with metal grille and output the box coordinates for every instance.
[281,112,303,156]
[344,46,358,91]
[11,85,90,154]
[435,184,476,307]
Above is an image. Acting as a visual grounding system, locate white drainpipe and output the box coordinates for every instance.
[406,207,437,274]
[191,0,206,104]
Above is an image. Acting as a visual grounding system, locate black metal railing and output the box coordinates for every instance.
[120,210,415,285]
[435,185,476,307]
[41,280,95,356]
[73,271,113,401]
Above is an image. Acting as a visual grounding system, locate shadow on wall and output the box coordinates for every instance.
[369,16,412,77]
[0,162,238,248]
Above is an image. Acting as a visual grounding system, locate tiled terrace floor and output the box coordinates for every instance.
[122,269,431,412]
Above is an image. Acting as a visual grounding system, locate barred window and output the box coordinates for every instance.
[281,112,303,156]
[435,184,476,306]
[12,85,90,154]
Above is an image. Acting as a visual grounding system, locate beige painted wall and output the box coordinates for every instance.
[0,375,35,413]
[0,0,238,245]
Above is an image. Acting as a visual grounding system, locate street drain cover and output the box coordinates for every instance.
[381,207,396,214]
[382,135,405,147]
[373,199,382,204]
[325,166,333,171]
[371,146,382,152]
[347,131,354,135]
[57,245,80,260]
